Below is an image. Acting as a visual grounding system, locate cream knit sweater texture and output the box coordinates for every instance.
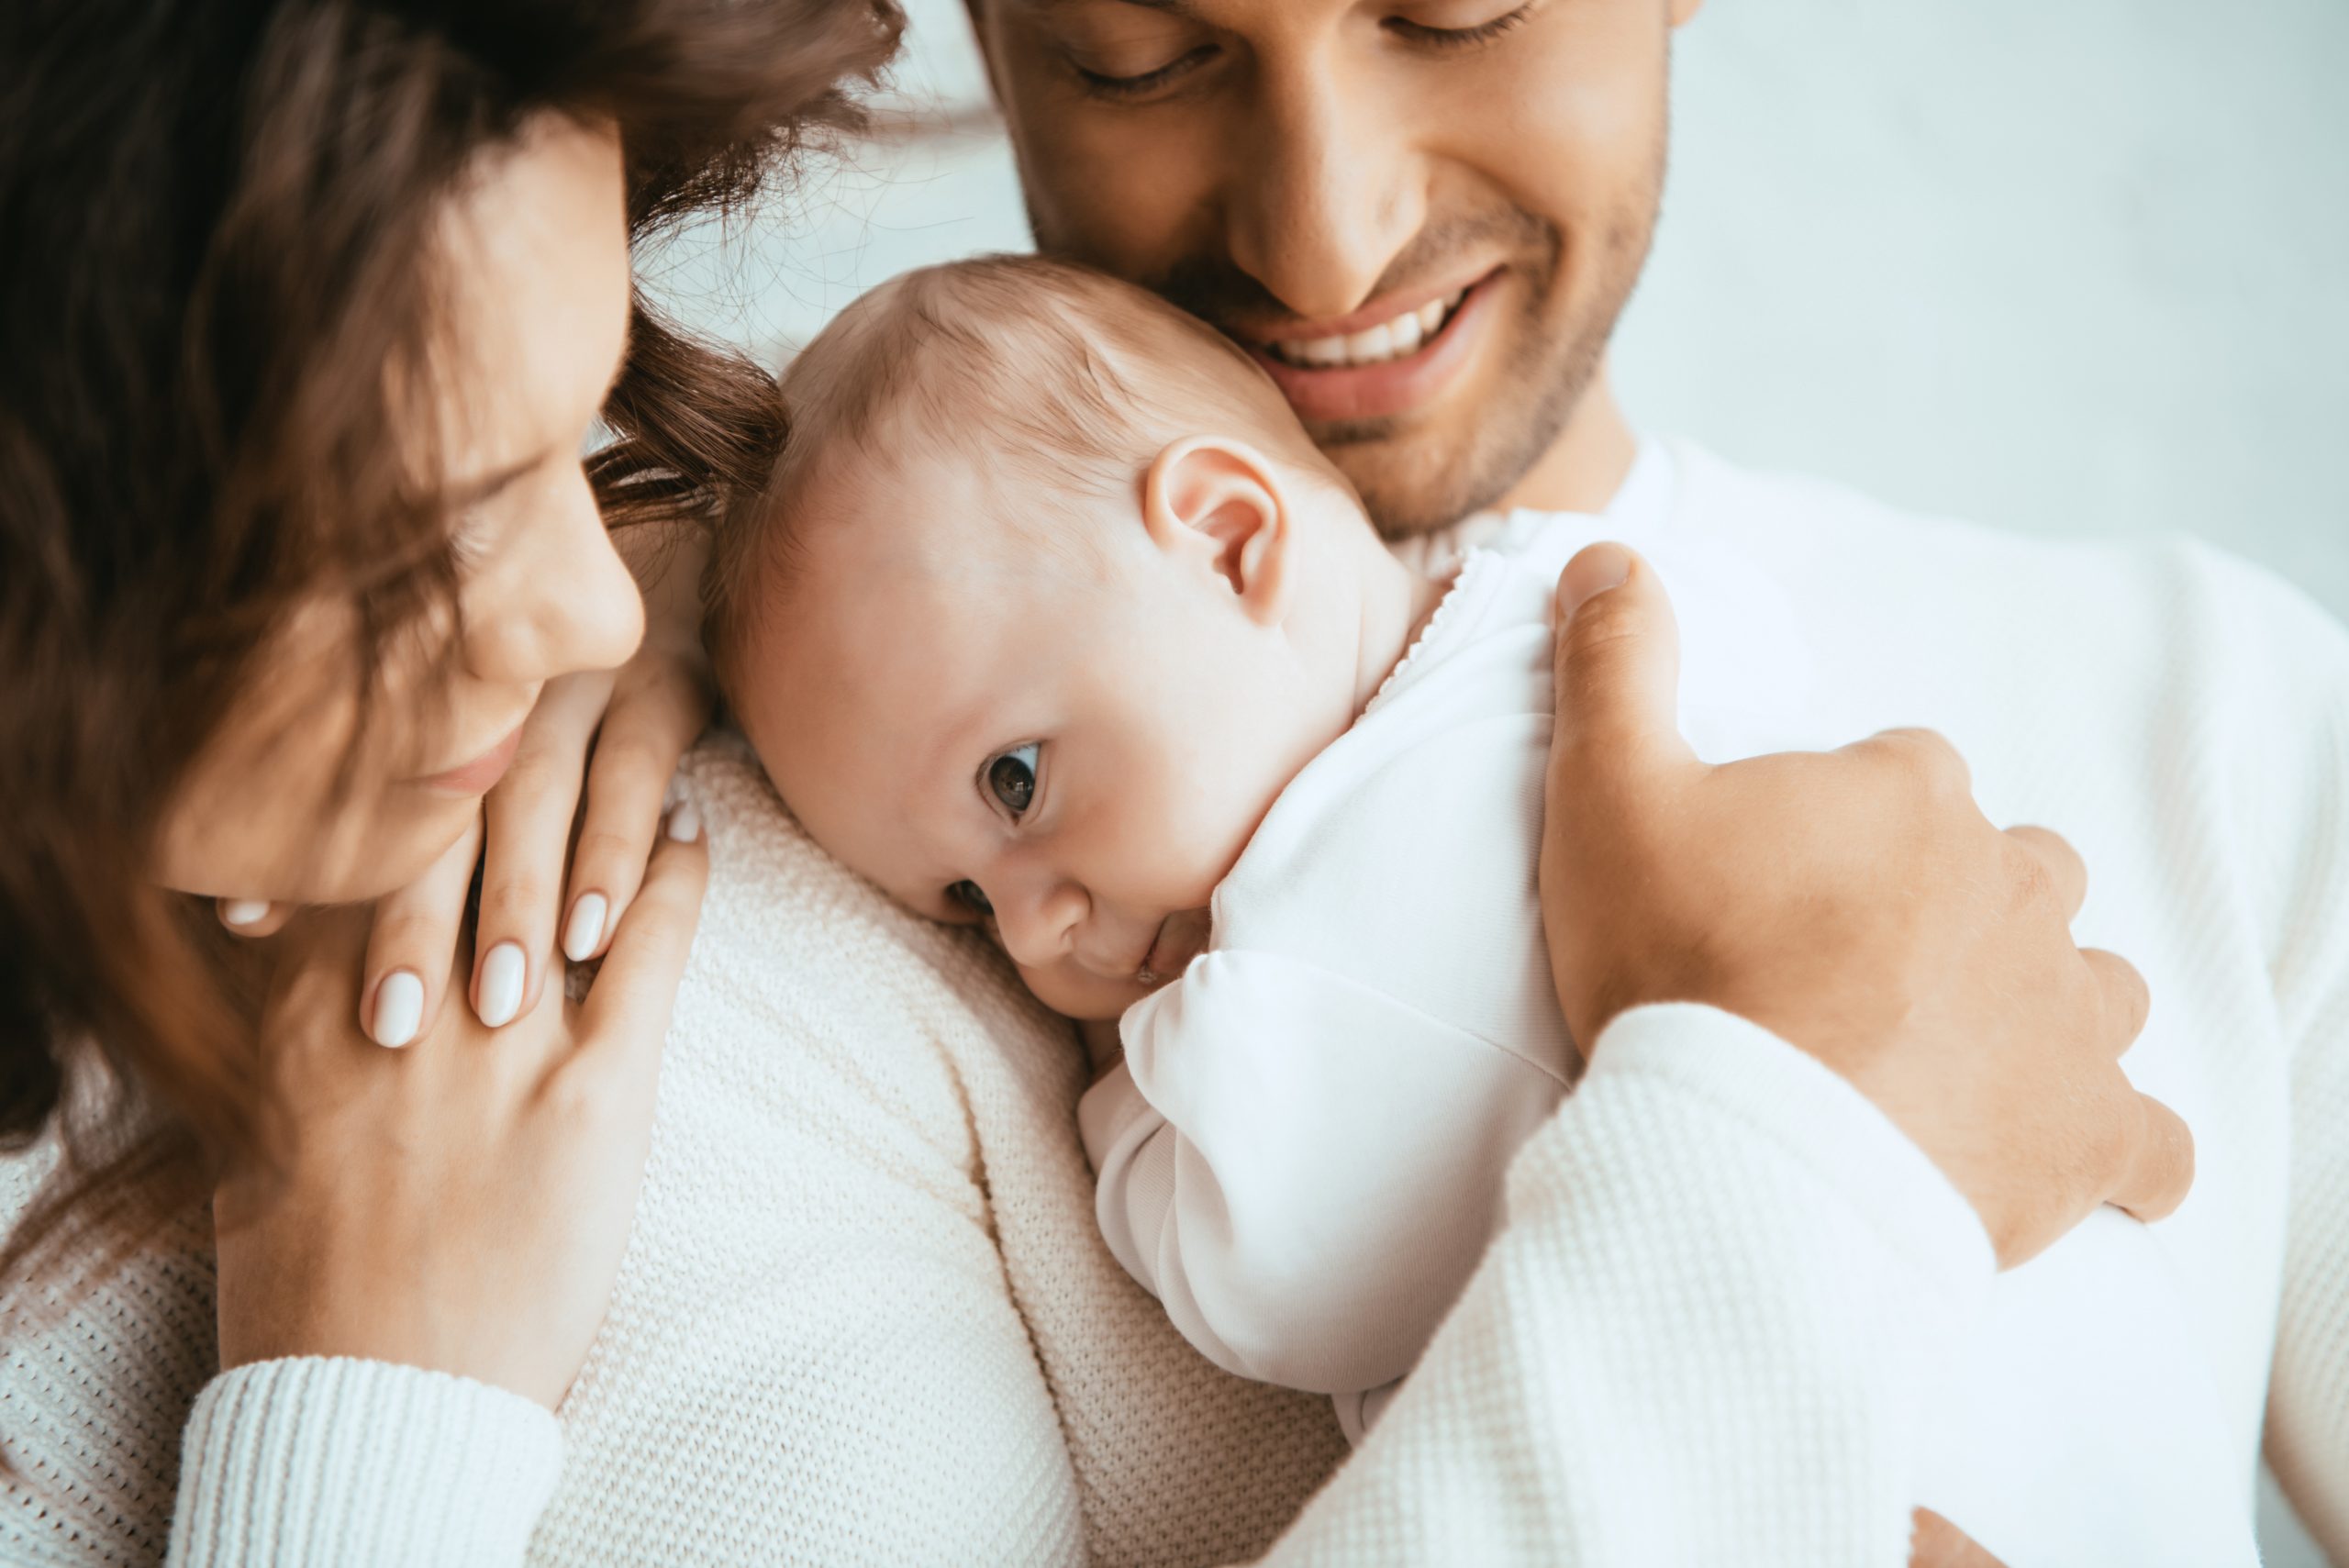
[3,441,2346,1567]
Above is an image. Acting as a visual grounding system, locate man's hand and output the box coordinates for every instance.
[1541,543,2192,1267]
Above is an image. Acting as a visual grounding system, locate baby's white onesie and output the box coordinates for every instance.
[1076,460,2258,1567]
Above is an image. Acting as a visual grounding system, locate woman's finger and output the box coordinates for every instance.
[256,906,377,1073]
[217,898,294,937]
[472,670,613,1029]
[358,811,483,1047]
[562,651,708,964]
[577,801,709,1102]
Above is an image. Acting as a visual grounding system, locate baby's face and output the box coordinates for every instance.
[740,448,1353,1021]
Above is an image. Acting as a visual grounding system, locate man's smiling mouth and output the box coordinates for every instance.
[1257,287,1470,370]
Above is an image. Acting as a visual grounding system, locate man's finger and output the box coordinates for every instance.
[1910,1507,2009,1567]
[2106,1091,2195,1223]
[2080,947,2152,1055]
[579,804,710,1099]
[1550,542,1696,780]
[1839,728,1975,806]
[2006,824,2087,922]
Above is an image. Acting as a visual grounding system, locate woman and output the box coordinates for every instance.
[0,2,2178,1563]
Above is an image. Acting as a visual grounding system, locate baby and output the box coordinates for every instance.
[712,255,2253,1566]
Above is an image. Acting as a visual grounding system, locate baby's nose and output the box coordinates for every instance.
[995,879,1088,968]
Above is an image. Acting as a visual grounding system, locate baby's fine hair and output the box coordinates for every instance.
[706,253,1317,667]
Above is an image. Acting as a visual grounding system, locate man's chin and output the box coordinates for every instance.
[1324,423,1518,540]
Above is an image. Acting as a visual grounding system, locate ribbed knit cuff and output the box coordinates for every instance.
[169,1357,562,1568]
[1576,1002,1996,1306]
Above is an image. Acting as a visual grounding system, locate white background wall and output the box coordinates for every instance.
[645,5,2348,1559]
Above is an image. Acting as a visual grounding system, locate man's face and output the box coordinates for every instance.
[968,0,1691,538]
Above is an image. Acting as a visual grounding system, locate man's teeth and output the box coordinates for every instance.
[1269,289,1466,370]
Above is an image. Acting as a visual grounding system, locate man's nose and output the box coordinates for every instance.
[1222,47,1429,324]
[994,875,1090,972]
[460,462,645,684]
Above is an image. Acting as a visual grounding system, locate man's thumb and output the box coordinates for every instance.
[1552,542,1694,775]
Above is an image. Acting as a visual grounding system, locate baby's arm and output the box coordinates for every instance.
[1077,949,1568,1398]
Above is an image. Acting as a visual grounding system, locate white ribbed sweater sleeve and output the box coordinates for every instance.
[1259,1002,1996,1567]
[166,1358,560,1568]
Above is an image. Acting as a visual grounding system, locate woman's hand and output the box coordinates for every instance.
[1541,543,2192,1268]
[213,804,708,1408]
[352,527,713,1047]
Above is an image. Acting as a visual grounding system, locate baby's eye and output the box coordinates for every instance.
[948,880,994,917]
[985,742,1041,817]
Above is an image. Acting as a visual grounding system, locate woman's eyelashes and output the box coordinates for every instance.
[948,879,993,917]
[984,742,1041,817]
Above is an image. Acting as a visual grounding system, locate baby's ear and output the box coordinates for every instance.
[1140,437,1291,626]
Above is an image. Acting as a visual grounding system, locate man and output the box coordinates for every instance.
[964,0,2349,1560]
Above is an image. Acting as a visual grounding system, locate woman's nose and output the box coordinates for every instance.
[993,877,1089,972]
[460,462,645,684]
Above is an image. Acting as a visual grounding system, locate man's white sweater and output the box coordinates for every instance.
[4,442,2345,1567]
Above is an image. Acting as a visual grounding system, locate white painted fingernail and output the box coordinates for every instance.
[666,800,702,843]
[221,898,270,928]
[477,941,527,1028]
[372,971,424,1049]
[563,893,608,962]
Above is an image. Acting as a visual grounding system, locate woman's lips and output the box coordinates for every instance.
[413,722,526,797]
[1245,268,1505,425]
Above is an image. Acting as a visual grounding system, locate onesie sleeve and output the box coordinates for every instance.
[1079,948,1568,1397]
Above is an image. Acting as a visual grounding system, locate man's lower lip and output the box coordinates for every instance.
[414,725,525,796]
[1245,270,1503,424]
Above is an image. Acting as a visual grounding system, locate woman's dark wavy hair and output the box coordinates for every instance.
[0,0,899,1302]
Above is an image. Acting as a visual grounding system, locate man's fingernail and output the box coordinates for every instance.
[563,893,608,962]
[372,971,424,1049]
[220,898,271,928]
[477,941,527,1028]
[666,801,702,843]
[1563,542,1633,615]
